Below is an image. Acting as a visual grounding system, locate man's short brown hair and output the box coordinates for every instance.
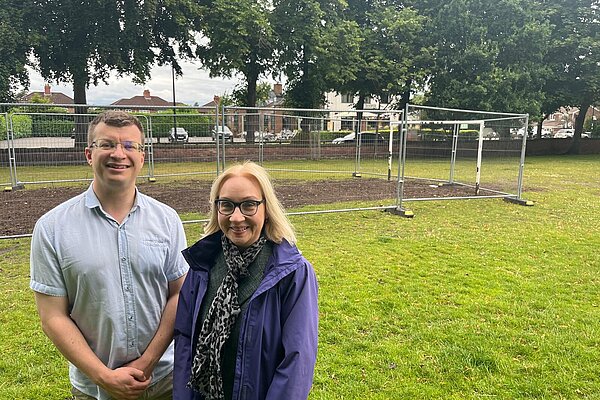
[88,110,144,146]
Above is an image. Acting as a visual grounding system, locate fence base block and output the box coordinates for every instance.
[4,182,24,192]
[385,207,415,218]
[504,197,534,206]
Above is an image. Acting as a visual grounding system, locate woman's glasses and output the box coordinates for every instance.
[215,199,264,216]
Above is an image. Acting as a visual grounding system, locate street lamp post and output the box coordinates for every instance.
[172,65,177,133]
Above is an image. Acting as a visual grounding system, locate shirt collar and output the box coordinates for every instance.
[84,183,142,211]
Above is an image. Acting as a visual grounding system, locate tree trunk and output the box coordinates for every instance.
[299,50,311,132]
[567,101,590,155]
[536,115,545,139]
[72,70,89,149]
[244,66,259,143]
[356,94,365,132]
[399,78,412,111]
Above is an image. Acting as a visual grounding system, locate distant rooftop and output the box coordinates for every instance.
[111,89,182,108]
[23,84,74,105]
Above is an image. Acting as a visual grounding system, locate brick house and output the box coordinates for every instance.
[23,84,74,111]
[111,89,179,112]
[543,105,600,134]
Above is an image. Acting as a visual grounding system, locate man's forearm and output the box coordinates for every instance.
[40,312,112,384]
[142,293,179,366]
[38,299,150,398]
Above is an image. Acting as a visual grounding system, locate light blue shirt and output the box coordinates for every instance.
[30,184,188,400]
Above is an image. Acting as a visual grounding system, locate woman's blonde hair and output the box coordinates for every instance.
[204,161,296,245]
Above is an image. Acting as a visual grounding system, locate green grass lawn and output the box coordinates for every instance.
[1,155,599,399]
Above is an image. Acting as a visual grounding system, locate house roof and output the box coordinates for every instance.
[202,100,218,107]
[111,90,173,107]
[23,91,73,105]
[264,96,285,108]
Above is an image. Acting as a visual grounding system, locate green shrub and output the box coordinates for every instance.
[148,111,214,138]
[30,115,74,137]
[0,114,33,140]
[583,117,600,138]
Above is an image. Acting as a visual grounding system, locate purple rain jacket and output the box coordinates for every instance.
[173,232,319,400]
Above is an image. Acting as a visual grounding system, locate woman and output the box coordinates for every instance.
[174,161,319,400]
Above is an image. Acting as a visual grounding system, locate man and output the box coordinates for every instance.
[30,110,188,400]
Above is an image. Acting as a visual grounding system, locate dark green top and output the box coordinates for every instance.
[197,241,274,399]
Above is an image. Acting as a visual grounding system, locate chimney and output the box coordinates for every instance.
[44,84,51,96]
[273,83,283,97]
[143,89,151,99]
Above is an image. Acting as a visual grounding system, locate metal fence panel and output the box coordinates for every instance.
[0,102,529,238]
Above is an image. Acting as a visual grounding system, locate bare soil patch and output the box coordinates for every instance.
[1,178,479,236]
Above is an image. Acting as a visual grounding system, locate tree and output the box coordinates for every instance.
[25,0,198,145]
[0,1,30,104]
[228,81,272,107]
[337,0,429,119]
[195,0,276,141]
[424,0,550,130]
[538,0,600,153]
[272,0,362,110]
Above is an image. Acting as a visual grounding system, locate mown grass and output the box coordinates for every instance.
[1,155,599,399]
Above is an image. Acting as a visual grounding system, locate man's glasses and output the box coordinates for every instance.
[215,199,264,216]
[91,139,144,152]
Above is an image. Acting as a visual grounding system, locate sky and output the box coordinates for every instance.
[26,60,242,107]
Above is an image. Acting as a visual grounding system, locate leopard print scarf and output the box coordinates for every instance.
[188,234,267,399]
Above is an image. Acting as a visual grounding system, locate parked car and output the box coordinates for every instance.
[540,128,553,138]
[332,132,386,144]
[239,131,276,142]
[279,129,297,140]
[256,132,277,142]
[211,126,233,142]
[554,128,574,138]
[169,127,189,142]
[482,128,499,140]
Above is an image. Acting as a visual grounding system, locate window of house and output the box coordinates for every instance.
[341,117,355,131]
[341,93,354,104]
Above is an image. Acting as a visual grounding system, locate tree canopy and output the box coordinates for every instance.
[424,0,550,117]
[272,0,362,109]
[0,0,30,103]
[2,0,599,153]
[195,0,276,108]
[538,0,600,152]
[338,0,429,112]
[220,82,272,107]
[25,0,198,106]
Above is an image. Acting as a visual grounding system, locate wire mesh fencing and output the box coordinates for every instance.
[0,102,530,236]
[394,104,528,211]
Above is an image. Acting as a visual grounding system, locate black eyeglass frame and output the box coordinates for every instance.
[214,199,265,216]
[91,139,145,152]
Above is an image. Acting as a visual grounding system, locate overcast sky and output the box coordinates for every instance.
[26,60,242,107]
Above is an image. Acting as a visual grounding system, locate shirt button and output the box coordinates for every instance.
[128,315,133,320]
[121,257,126,262]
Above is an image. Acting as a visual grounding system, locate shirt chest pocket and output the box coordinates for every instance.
[137,240,169,276]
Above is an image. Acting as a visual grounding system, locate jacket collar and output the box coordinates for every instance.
[181,231,223,272]
[182,231,302,275]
